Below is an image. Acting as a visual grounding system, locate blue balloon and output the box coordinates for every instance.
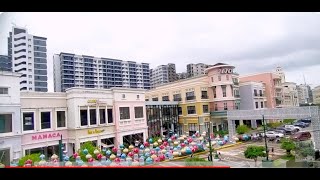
[106,159,112,166]
[168,138,172,142]
[170,146,174,150]
[64,156,69,161]
[119,144,124,149]
[140,145,145,149]
[184,140,188,144]
[174,134,178,137]
[83,149,88,155]
[106,150,111,155]
[177,145,181,150]
[121,153,126,159]
[192,134,196,138]
[155,147,160,152]
[185,147,192,155]
[165,152,169,157]
[173,148,177,151]
[145,152,150,157]
[102,147,107,152]
[146,157,153,164]
[149,138,153,143]
[40,154,45,160]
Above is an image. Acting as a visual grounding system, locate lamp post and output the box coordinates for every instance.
[207,127,213,162]
[59,135,63,164]
[262,115,270,161]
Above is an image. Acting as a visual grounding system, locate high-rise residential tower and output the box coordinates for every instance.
[53,52,150,92]
[186,63,212,78]
[7,26,48,92]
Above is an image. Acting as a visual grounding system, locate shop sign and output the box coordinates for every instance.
[88,129,105,134]
[218,68,233,74]
[87,99,98,103]
[32,132,61,141]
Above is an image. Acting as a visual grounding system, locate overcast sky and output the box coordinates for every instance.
[1,12,320,92]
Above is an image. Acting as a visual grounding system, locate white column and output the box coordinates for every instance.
[105,106,108,125]
[97,104,100,125]
[87,106,90,126]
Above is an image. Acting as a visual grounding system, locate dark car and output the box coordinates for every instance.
[299,118,311,124]
[274,129,286,135]
[297,119,310,127]
[290,131,312,141]
[293,122,307,128]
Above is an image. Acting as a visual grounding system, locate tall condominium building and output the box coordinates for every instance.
[167,63,177,82]
[7,26,48,92]
[0,55,12,71]
[312,85,320,104]
[240,72,283,108]
[53,52,150,92]
[275,66,285,84]
[150,65,168,88]
[150,63,177,88]
[186,63,212,78]
[282,82,299,107]
[297,84,313,105]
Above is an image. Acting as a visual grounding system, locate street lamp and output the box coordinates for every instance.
[262,115,269,161]
[207,127,213,162]
[58,135,63,164]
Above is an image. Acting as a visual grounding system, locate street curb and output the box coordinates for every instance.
[163,142,243,162]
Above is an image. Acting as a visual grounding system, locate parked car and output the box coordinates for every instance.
[284,125,302,132]
[274,129,286,135]
[296,119,311,126]
[293,122,307,128]
[261,131,284,138]
[284,128,297,135]
[299,118,311,124]
[290,131,312,141]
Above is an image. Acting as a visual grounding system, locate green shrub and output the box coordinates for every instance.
[281,139,296,156]
[236,125,250,134]
[214,130,228,136]
[78,141,99,161]
[283,119,295,125]
[18,153,41,166]
[266,122,283,128]
[185,156,211,166]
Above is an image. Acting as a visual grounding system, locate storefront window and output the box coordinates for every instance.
[90,109,97,125]
[0,114,12,133]
[0,148,10,166]
[56,111,66,128]
[80,109,88,126]
[23,112,34,131]
[25,144,66,159]
[40,112,51,129]
[99,109,106,124]
[101,137,114,149]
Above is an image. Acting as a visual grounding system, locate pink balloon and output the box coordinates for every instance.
[88,158,94,162]
[160,145,165,149]
[143,142,149,147]
[73,153,78,159]
[151,150,156,155]
[163,142,168,146]
[112,147,118,153]
[128,152,134,157]
[181,143,185,147]
[97,154,102,160]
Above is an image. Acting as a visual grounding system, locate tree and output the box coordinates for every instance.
[18,153,41,166]
[236,125,250,134]
[78,141,99,161]
[244,146,266,167]
[281,139,296,157]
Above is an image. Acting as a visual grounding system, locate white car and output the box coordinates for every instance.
[261,131,284,138]
[284,125,302,132]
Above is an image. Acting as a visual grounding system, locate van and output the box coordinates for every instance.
[291,131,311,141]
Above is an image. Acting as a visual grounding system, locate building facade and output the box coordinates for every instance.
[313,85,320,105]
[186,63,212,78]
[240,72,283,108]
[239,81,267,110]
[282,82,299,107]
[167,63,177,82]
[146,101,180,137]
[0,55,12,72]
[19,87,147,156]
[53,53,151,92]
[8,26,48,92]
[146,63,240,135]
[297,84,313,105]
[0,71,22,166]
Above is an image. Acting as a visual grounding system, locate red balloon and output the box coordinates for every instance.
[143,142,149,147]
[25,159,32,164]
[88,158,94,162]
[154,157,160,162]
[171,136,175,140]
[163,142,168,146]
[128,152,134,157]
[133,148,139,154]
[73,153,78,159]
[159,154,165,161]
[160,145,165,149]
[115,157,120,163]
[181,143,185,147]
[112,147,118,153]
[192,148,196,153]
[97,154,102,160]
[187,138,193,143]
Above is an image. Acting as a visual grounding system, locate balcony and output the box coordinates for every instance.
[210,106,239,117]
[233,81,239,86]
[186,96,196,101]
[201,95,208,99]
[234,94,240,98]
